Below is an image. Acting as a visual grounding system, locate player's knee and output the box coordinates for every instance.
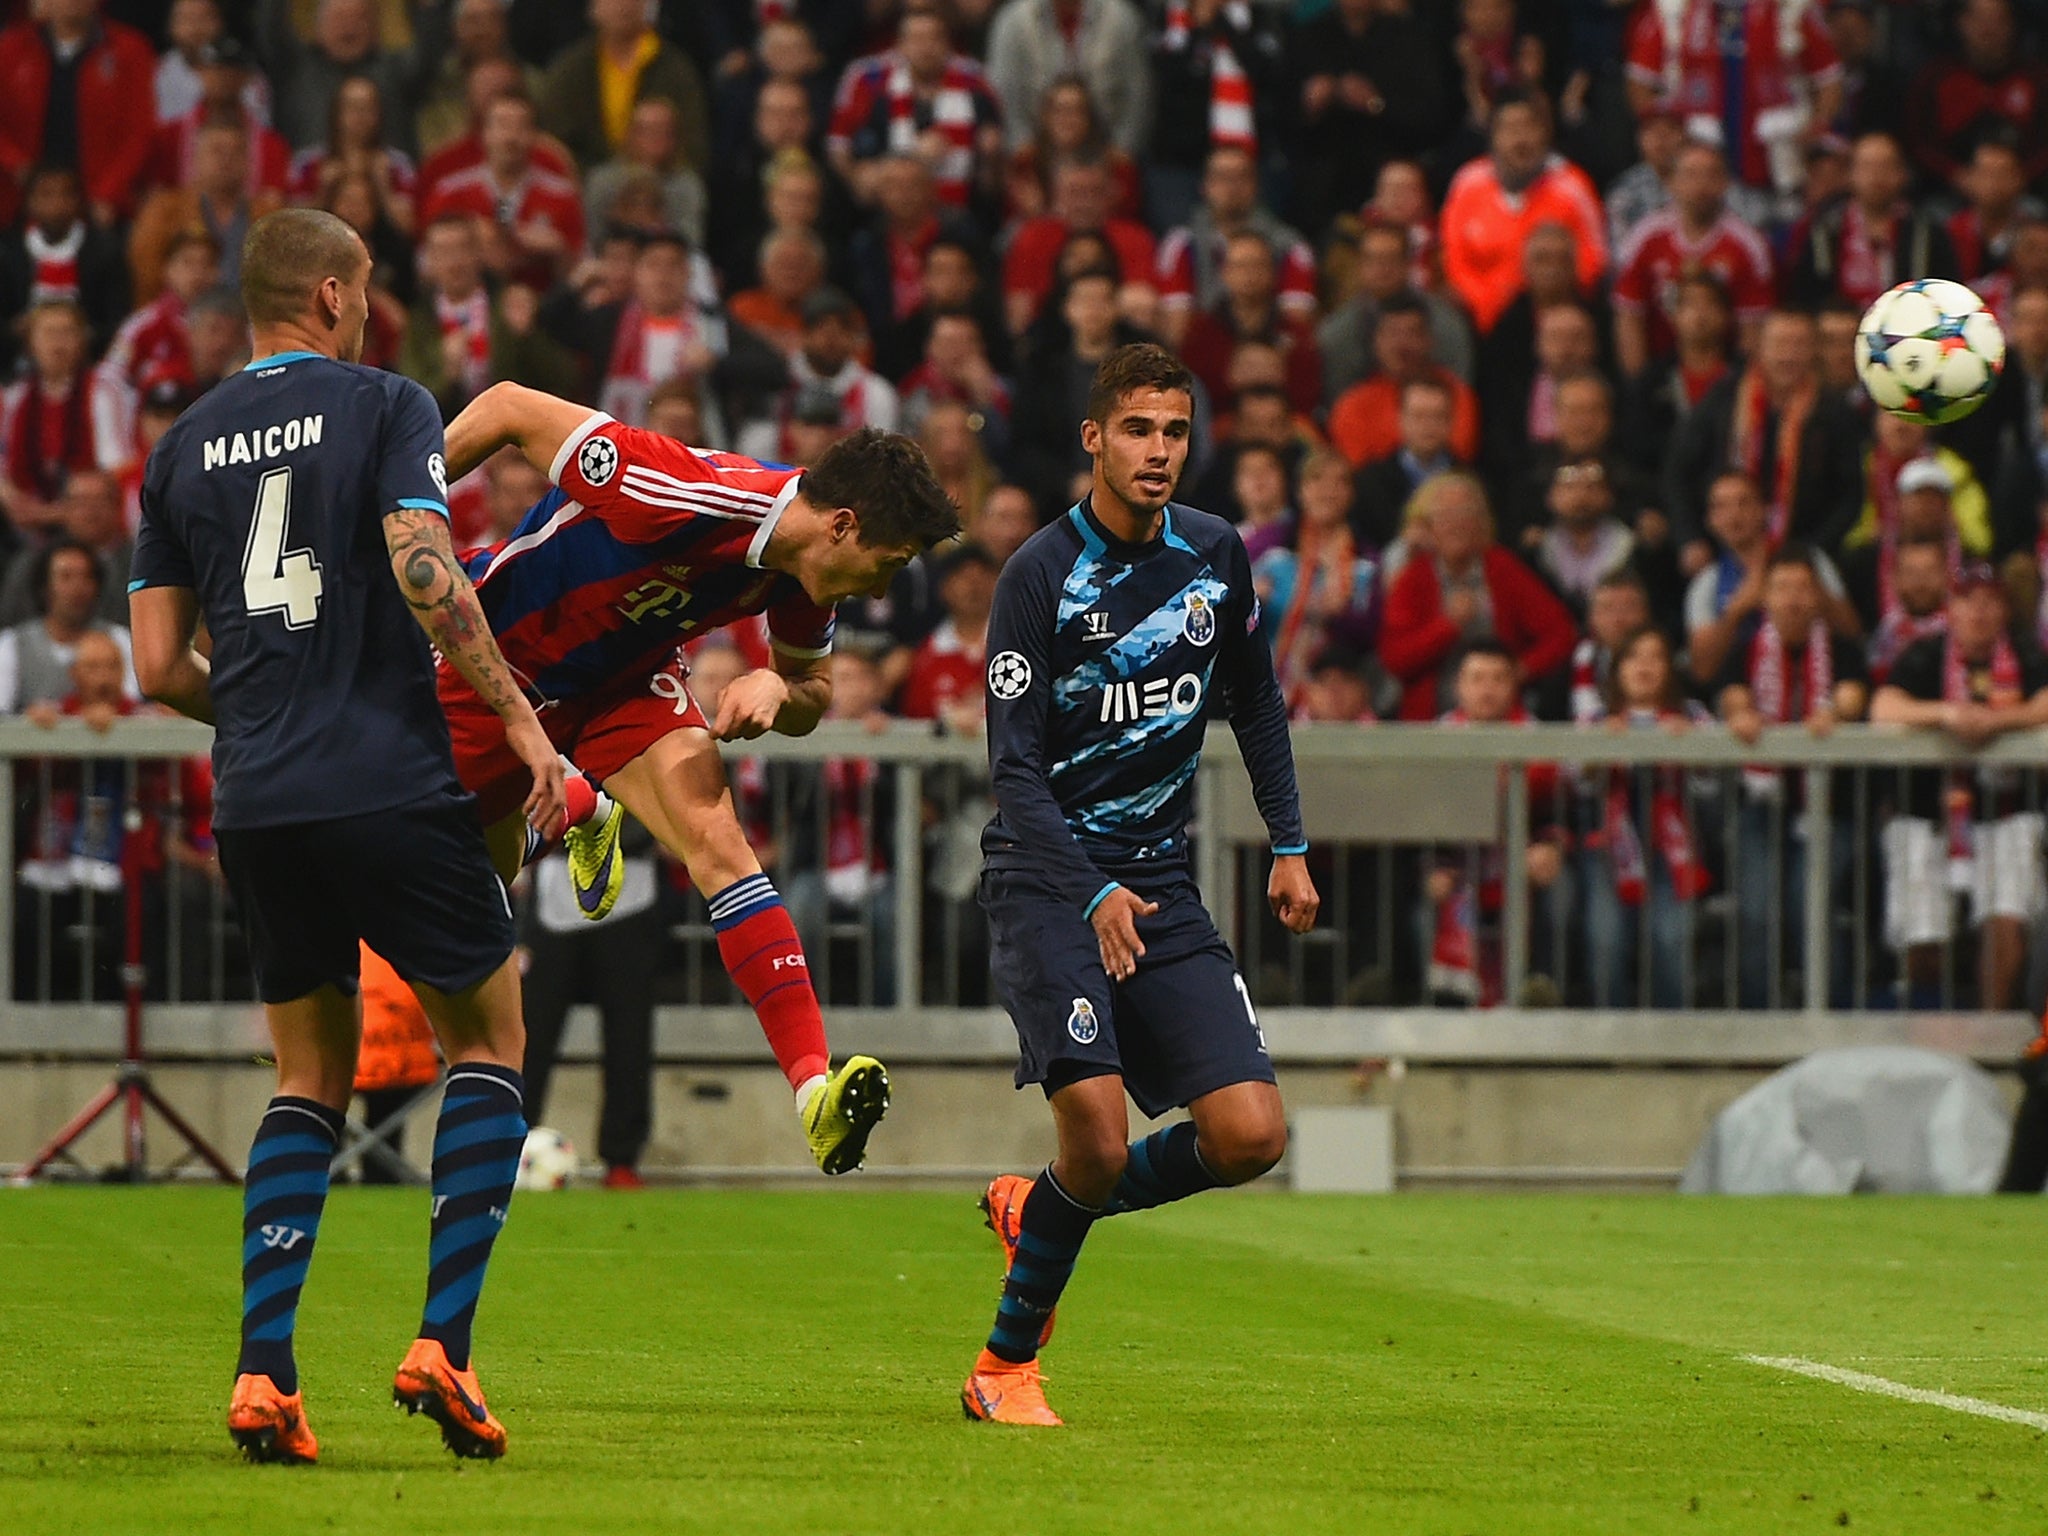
[1205,1120,1287,1185]
[1058,1135,1129,1205]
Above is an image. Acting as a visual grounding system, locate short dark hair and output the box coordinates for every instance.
[1765,541,1822,580]
[1085,343,1196,425]
[34,538,103,614]
[1456,638,1517,670]
[241,208,365,326]
[1595,568,1648,599]
[799,428,961,550]
[1376,290,1430,325]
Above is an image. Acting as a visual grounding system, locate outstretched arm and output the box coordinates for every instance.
[382,506,565,832]
[129,585,214,725]
[443,381,602,483]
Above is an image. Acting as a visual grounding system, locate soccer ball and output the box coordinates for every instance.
[1855,278,2006,425]
[516,1127,578,1191]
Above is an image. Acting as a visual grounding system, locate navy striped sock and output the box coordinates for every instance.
[1102,1122,1223,1216]
[238,1096,343,1395]
[419,1063,526,1370]
[986,1167,1098,1365]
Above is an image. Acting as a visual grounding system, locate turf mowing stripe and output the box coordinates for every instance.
[1743,1354,2048,1432]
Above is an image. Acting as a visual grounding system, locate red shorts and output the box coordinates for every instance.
[439,648,708,826]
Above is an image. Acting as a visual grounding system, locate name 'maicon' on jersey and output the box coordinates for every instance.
[130,351,461,830]
[457,413,835,702]
[981,500,1306,908]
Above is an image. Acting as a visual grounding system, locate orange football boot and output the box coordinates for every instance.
[392,1338,507,1460]
[981,1173,1056,1348]
[228,1373,319,1465]
[961,1349,1064,1427]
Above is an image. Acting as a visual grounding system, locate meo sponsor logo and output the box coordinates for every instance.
[1099,673,1204,723]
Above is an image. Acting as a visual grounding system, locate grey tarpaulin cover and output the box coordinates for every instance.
[1680,1046,2011,1194]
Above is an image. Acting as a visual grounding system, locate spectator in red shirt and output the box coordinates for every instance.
[0,298,132,544]
[1905,0,2048,191]
[422,93,586,292]
[1154,144,1317,350]
[1378,470,1577,720]
[0,0,157,227]
[1785,130,1959,312]
[1613,139,1773,379]
[286,75,419,238]
[826,2,1004,213]
[1001,152,1157,336]
[102,231,215,393]
[1327,292,1479,469]
[900,542,997,735]
[1004,75,1141,226]
[1948,135,2041,283]
[1180,230,1322,419]
[1624,0,1842,196]
[150,37,293,200]
[419,58,576,207]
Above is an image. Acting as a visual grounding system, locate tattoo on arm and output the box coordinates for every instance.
[383,507,529,721]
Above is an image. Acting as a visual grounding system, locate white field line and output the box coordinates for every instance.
[1742,1354,2048,1432]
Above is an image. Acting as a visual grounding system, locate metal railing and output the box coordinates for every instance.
[1,717,2044,1065]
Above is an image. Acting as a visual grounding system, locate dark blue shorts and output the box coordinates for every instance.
[215,788,515,1004]
[981,866,1274,1120]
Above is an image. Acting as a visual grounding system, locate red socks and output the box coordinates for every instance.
[708,875,829,1090]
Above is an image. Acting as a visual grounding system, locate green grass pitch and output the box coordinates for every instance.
[6,1188,2048,1534]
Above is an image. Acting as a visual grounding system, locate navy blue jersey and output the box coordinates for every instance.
[981,499,1307,911]
[130,351,461,830]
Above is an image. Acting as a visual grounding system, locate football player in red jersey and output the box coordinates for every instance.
[440,381,961,1174]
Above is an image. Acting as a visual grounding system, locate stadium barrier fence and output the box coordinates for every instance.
[0,717,2039,1069]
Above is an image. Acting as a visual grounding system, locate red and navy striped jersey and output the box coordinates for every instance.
[459,413,836,703]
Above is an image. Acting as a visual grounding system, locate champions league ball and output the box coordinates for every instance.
[1855,278,2006,425]
[516,1127,579,1191]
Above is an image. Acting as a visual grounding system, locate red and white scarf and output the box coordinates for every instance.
[434,288,492,397]
[822,757,885,902]
[604,302,705,388]
[24,223,83,304]
[1730,366,1812,546]
[885,56,979,203]
[1942,630,2024,875]
[1593,710,1709,908]
[1568,637,1606,724]
[1836,201,1900,311]
[1163,2,1257,153]
[1429,705,1536,1006]
[1744,616,1832,798]
[1868,607,1948,686]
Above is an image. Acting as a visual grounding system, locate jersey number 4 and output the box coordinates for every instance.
[241,467,324,629]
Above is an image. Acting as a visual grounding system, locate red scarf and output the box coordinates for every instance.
[1836,201,1900,311]
[1271,523,1357,708]
[1591,710,1708,907]
[1730,366,1812,546]
[435,288,492,397]
[24,223,83,303]
[1942,629,2023,871]
[1744,616,1831,797]
[604,302,703,386]
[6,374,90,502]
[1429,705,1535,1006]
[1163,2,1257,153]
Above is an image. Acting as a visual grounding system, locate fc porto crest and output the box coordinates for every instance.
[1066,997,1100,1045]
[1183,591,1217,646]
[579,435,619,487]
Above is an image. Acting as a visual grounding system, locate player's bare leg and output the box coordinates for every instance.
[605,727,889,1173]
[390,954,528,1460]
[229,988,362,1465]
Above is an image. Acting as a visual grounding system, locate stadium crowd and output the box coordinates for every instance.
[12,0,2048,1018]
